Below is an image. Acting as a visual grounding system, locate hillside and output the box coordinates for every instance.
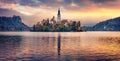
[93,17,120,31]
[0,15,30,31]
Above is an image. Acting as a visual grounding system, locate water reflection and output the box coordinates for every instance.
[58,33,61,61]
[0,35,22,61]
[58,33,61,56]
[0,32,120,61]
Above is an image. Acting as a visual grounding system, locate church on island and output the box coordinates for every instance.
[33,8,82,32]
[49,8,61,25]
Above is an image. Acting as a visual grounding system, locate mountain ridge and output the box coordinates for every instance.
[93,16,120,31]
[0,15,30,31]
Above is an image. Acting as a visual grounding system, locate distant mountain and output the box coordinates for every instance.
[0,15,30,31]
[82,26,94,31]
[93,17,120,31]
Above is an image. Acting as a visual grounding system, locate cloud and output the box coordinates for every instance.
[0,0,120,26]
[16,0,42,6]
[0,8,20,16]
[91,0,117,3]
[0,8,34,26]
[0,7,55,26]
[91,0,120,8]
[0,0,15,4]
[1,0,120,11]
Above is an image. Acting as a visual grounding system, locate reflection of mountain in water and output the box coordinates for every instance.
[0,36,22,61]
[0,35,22,42]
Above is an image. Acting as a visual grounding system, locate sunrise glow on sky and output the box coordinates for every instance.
[0,0,120,26]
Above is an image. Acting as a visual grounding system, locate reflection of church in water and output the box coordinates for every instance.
[57,33,81,61]
[58,33,61,56]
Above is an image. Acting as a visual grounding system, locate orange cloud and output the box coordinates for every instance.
[0,0,120,26]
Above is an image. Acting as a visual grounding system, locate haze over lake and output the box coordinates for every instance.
[0,32,120,61]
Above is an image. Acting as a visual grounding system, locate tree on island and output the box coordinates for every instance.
[32,16,82,32]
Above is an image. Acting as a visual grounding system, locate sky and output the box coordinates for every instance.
[0,0,120,26]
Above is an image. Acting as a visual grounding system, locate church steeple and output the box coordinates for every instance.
[57,8,61,24]
[58,8,61,16]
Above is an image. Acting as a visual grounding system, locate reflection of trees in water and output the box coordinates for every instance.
[0,35,22,61]
[61,36,81,49]
[62,37,80,39]
[23,36,57,47]
[0,34,81,61]
[0,35,22,42]
[61,37,81,42]
[33,37,57,47]
[0,35,22,47]
[19,36,58,60]
[28,37,57,41]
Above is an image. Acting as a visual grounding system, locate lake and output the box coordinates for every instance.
[0,32,120,61]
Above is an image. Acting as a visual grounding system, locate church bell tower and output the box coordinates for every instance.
[57,8,61,24]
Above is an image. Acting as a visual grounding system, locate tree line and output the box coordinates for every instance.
[32,17,83,32]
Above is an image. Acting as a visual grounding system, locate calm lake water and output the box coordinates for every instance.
[0,32,120,61]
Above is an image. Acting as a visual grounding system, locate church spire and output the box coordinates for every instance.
[57,8,61,24]
[58,8,61,16]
